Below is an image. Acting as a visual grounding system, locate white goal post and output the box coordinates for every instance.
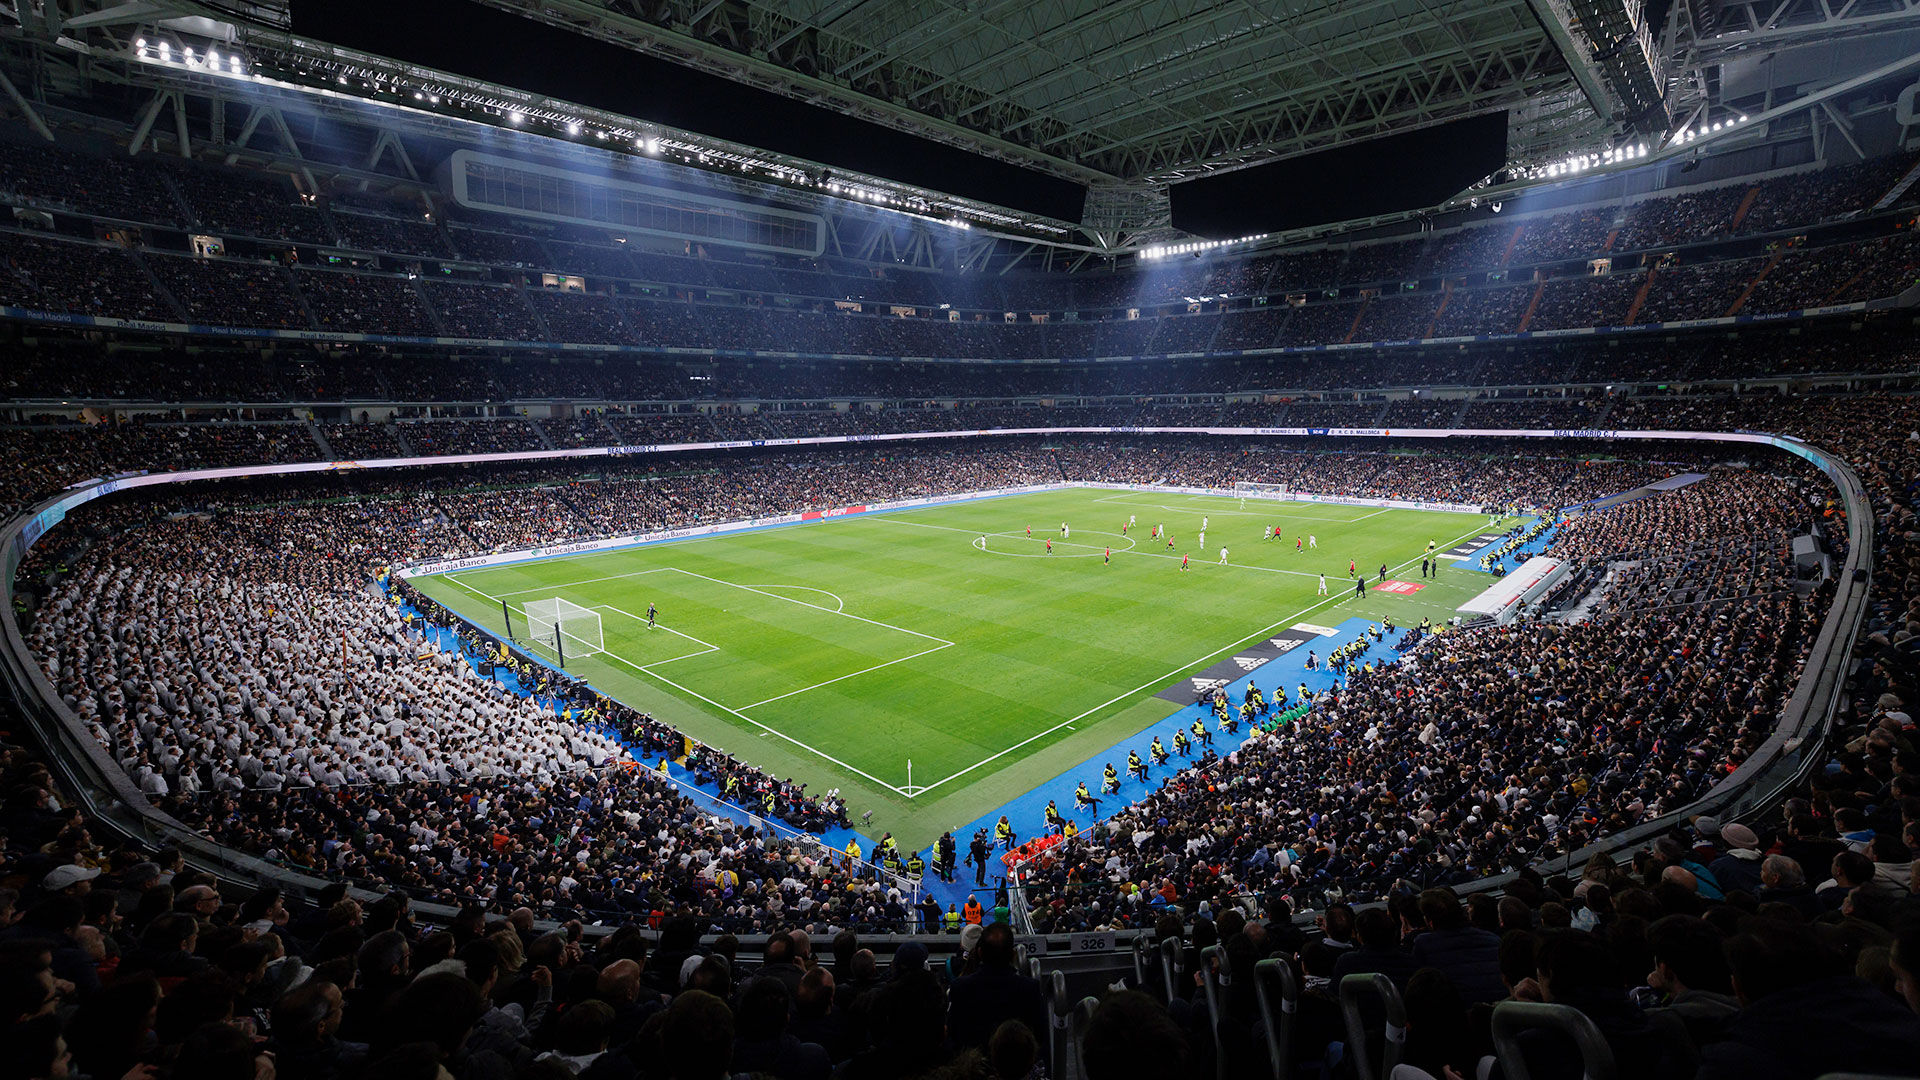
[1233,481,1292,501]
[523,598,604,661]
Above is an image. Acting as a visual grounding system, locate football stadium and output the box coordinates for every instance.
[0,1,1917,1077]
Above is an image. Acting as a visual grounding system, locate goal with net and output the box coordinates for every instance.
[521,598,604,665]
[1232,481,1292,502]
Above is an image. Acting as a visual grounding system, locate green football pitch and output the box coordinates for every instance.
[409,487,1495,846]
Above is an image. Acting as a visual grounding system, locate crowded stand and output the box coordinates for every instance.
[10,123,1920,1080]
[1352,292,1443,341]
[1426,223,1515,275]
[1429,282,1532,337]
[420,281,547,341]
[525,290,633,347]
[0,344,284,403]
[328,209,456,260]
[0,140,187,225]
[1636,257,1770,324]
[280,355,394,402]
[1459,396,1608,428]
[399,419,548,456]
[1507,207,1616,266]
[1525,271,1644,331]
[169,167,335,247]
[0,137,1910,372]
[539,415,619,449]
[317,421,407,461]
[1614,183,1748,250]
[1736,153,1919,235]
[294,269,441,337]
[3,379,1919,1080]
[144,254,310,331]
[0,232,176,322]
[1337,238,1427,285]
[448,224,555,267]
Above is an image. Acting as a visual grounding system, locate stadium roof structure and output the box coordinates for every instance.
[3,0,1919,255]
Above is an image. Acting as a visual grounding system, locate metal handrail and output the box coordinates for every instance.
[1253,958,1299,1080]
[1159,936,1184,1002]
[1046,969,1073,1080]
[1490,1001,1617,1080]
[1199,944,1230,1080]
[1337,972,1407,1080]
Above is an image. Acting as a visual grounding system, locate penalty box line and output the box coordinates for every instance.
[439,576,917,795]
[908,516,1500,801]
[439,568,944,797]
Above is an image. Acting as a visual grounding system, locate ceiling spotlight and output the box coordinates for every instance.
[508,111,523,124]
[566,121,581,135]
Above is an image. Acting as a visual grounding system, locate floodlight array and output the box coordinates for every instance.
[1140,234,1270,260]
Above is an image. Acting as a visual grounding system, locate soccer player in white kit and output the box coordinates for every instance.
[1309,534,1318,548]
[1219,547,1229,565]
[1198,531,1205,550]
[1318,573,1328,595]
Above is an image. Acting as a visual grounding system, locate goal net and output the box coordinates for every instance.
[522,598,604,663]
[1233,481,1292,501]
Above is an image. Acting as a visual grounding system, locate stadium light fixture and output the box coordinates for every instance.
[508,111,523,124]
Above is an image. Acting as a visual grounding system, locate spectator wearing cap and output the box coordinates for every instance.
[1710,824,1766,894]
[39,865,98,899]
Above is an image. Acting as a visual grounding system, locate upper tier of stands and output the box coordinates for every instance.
[1,139,1915,360]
